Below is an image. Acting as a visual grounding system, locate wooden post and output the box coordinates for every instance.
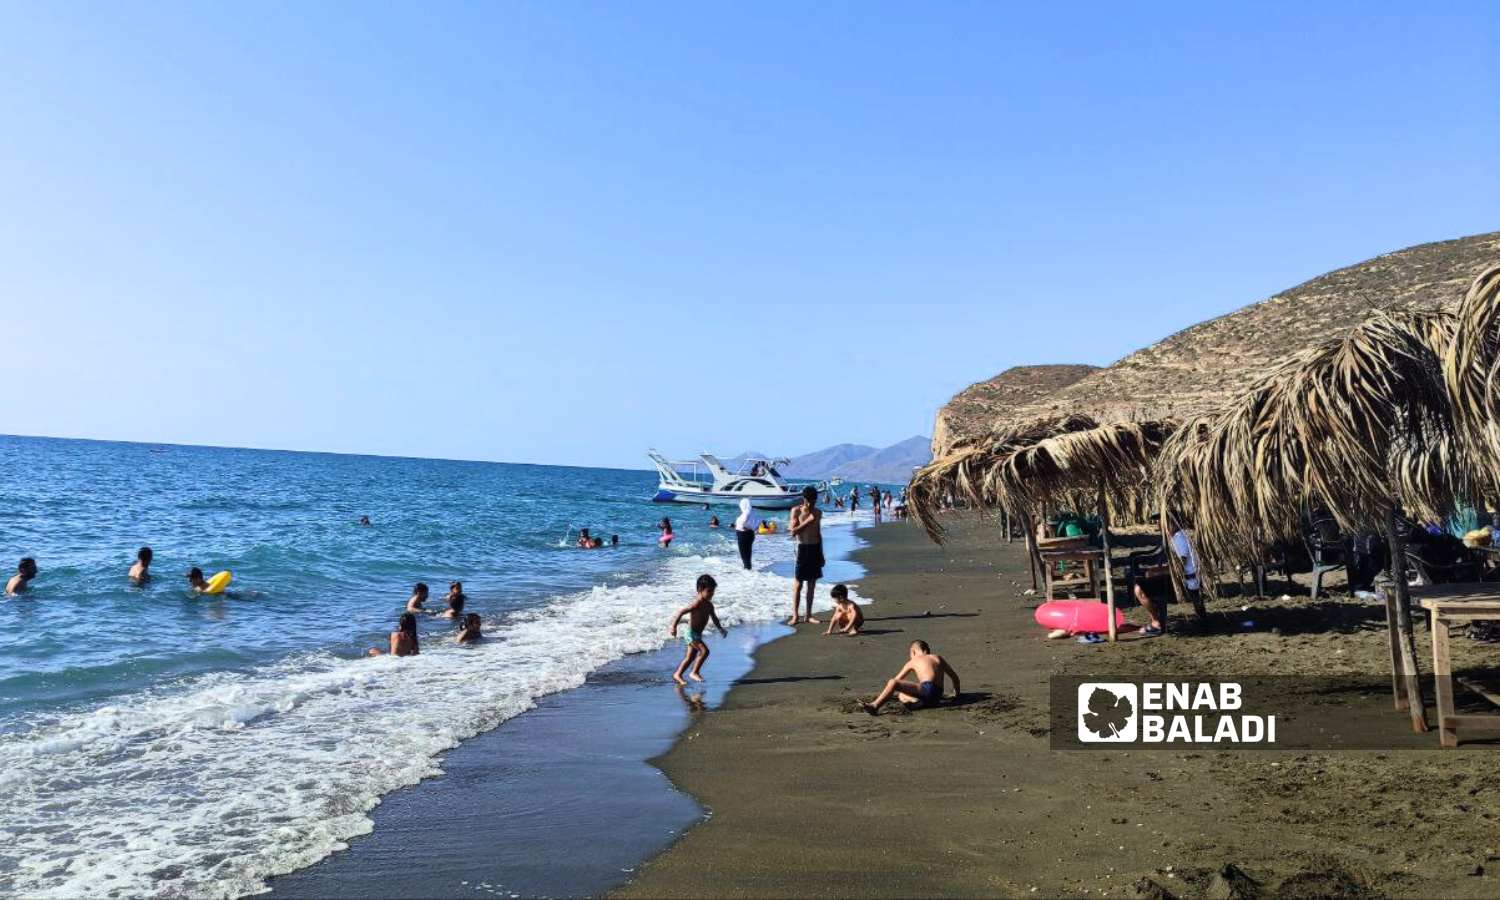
[1004,508,1012,543]
[1023,513,1040,591]
[1100,487,1117,642]
[1385,509,1428,733]
[1432,612,1456,747]
[1383,585,1408,711]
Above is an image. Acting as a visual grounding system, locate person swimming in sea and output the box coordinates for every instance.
[6,557,38,596]
[406,582,430,613]
[659,517,674,547]
[610,534,619,547]
[576,528,594,548]
[128,547,153,585]
[708,515,720,528]
[457,612,483,644]
[369,612,420,657]
[441,582,467,618]
[358,515,372,526]
[185,567,210,594]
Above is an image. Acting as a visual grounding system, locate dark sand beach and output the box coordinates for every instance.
[621,519,1500,899]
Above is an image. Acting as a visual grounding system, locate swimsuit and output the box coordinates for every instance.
[914,680,941,708]
[683,628,704,645]
[794,542,824,581]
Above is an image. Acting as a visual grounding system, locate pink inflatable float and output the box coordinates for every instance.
[1033,600,1127,634]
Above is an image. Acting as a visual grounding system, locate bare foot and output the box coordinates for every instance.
[787,616,800,625]
[807,617,821,624]
[861,701,878,716]
[672,673,686,684]
[688,672,704,682]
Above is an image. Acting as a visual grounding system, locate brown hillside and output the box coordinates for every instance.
[949,231,1500,437]
[931,364,1099,456]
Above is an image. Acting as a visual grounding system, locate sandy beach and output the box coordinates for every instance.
[620,518,1500,899]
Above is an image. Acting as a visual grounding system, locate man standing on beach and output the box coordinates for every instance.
[788,485,824,624]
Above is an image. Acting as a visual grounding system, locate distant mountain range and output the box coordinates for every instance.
[723,436,931,485]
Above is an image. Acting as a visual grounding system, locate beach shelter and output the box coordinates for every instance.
[1155,306,1472,732]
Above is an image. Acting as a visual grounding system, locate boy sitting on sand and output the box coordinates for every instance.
[823,583,863,636]
[862,640,961,715]
[669,574,727,684]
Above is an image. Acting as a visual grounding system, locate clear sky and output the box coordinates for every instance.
[2,2,1496,468]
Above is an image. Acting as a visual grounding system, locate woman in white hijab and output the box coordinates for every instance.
[733,498,761,570]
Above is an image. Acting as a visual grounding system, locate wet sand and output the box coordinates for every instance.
[268,623,786,899]
[620,518,1500,899]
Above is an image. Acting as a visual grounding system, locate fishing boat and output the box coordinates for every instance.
[647,450,822,509]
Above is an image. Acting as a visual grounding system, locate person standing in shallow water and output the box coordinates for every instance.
[787,486,824,625]
[733,498,760,570]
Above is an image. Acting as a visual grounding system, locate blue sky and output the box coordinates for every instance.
[2,2,1496,468]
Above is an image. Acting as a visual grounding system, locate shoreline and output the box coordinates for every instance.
[266,518,869,898]
[620,518,1500,898]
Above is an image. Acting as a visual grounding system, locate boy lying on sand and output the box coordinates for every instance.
[823,583,863,636]
[669,574,727,684]
[862,640,960,715]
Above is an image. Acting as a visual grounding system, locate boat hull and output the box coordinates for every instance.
[652,488,802,510]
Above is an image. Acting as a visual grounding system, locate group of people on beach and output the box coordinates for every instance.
[668,484,960,714]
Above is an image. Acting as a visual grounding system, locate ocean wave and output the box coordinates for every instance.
[0,536,868,898]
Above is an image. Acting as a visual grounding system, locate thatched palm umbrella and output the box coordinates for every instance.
[1444,264,1500,497]
[1155,308,1466,731]
[988,419,1177,640]
[906,413,1097,543]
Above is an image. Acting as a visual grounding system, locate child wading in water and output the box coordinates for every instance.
[669,574,727,684]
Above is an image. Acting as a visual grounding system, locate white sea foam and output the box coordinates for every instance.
[0,524,869,898]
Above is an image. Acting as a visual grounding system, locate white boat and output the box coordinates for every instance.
[648,450,821,510]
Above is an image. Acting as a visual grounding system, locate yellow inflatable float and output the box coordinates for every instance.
[203,570,233,595]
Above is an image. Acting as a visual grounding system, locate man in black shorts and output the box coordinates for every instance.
[788,485,824,624]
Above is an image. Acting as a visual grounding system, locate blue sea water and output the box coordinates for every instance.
[0,435,878,898]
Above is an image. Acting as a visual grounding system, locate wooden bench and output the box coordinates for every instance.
[1414,584,1500,748]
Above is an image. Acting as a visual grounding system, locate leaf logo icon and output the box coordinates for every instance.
[1082,687,1134,738]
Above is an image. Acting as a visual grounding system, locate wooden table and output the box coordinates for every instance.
[1414,584,1500,748]
[1038,547,1104,602]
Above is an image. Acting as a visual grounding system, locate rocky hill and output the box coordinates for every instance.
[933,231,1500,447]
[726,438,932,485]
[930,364,1099,456]
[826,436,932,484]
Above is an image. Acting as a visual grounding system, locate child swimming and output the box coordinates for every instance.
[441,582,466,619]
[659,517,675,547]
[457,612,483,644]
[128,547,152,585]
[406,582,430,613]
[369,612,420,657]
[185,567,210,594]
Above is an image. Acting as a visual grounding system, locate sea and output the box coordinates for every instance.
[0,435,882,898]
